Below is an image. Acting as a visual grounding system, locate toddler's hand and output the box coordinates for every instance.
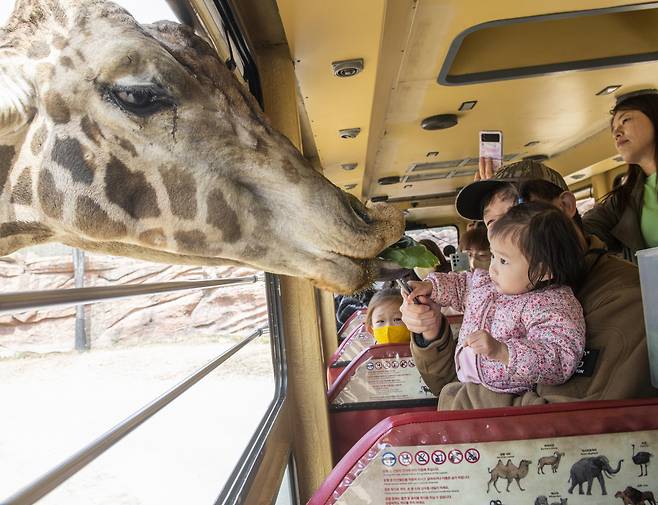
[464,330,509,365]
[404,281,433,304]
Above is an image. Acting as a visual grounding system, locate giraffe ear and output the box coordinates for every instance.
[0,58,36,138]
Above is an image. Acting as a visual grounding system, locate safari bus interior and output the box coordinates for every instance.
[2,0,658,504]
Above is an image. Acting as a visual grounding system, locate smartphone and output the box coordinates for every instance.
[479,130,503,171]
[396,279,419,305]
[450,252,470,272]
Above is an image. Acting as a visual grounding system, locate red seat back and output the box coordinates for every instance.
[327,344,437,463]
[311,398,658,504]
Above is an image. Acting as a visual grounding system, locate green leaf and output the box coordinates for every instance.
[378,237,439,269]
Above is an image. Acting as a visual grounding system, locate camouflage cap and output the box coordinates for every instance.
[455,159,569,221]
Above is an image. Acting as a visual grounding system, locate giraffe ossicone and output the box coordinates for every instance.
[0,0,404,293]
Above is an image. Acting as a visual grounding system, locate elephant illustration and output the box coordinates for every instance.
[568,456,623,495]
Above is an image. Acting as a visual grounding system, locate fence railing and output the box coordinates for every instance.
[0,274,274,505]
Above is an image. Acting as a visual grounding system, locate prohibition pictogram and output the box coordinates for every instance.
[375,361,383,369]
[465,448,480,463]
[448,449,463,464]
[415,450,429,466]
[382,452,397,467]
[400,360,407,368]
[399,451,413,466]
[384,360,391,369]
[391,361,399,368]
[431,450,446,465]
[366,362,374,370]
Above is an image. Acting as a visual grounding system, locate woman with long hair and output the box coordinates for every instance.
[583,89,658,261]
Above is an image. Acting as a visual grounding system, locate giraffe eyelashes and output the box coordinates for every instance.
[106,85,175,117]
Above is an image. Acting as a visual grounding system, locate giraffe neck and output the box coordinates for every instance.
[0,130,53,254]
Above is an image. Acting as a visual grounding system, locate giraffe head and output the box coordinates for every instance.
[0,0,404,293]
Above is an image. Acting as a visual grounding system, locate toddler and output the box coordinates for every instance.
[365,288,411,344]
[406,202,586,394]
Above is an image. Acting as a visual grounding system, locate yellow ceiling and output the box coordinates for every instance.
[275,0,658,223]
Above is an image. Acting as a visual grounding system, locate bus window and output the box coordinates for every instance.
[0,242,277,503]
[406,225,459,253]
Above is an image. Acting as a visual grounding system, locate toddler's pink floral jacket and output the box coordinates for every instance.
[427,269,586,394]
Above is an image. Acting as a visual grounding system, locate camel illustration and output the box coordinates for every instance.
[486,458,531,492]
[615,486,656,505]
[0,1,404,294]
[632,444,653,477]
[538,451,565,474]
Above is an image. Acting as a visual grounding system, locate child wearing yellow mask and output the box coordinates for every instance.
[365,288,411,344]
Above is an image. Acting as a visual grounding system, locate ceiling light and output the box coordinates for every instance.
[524,140,540,147]
[339,128,361,139]
[596,84,621,96]
[403,184,413,189]
[332,59,364,78]
[371,195,389,203]
[458,100,477,111]
[426,151,439,157]
[420,114,458,130]
[343,183,357,190]
[570,173,586,180]
[378,176,400,185]
[341,162,358,171]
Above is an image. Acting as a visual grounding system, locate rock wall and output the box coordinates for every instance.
[0,248,268,357]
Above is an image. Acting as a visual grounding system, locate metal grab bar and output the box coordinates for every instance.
[1,326,269,505]
[0,276,261,316]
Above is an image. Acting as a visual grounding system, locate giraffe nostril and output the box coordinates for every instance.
[346,193,372,225]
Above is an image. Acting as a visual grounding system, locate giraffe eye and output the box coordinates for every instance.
[109,85,174,116]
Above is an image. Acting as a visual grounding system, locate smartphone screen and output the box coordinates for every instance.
[479,130,503,171]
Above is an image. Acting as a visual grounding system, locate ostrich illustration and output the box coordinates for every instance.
[631,444,653,477]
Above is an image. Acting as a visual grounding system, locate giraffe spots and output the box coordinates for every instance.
[75,196,127,239]
[11,167,33,205]
[105,155,160,219]
[27,41,50,59]
[81,116,104,145]
[0,222,52,239]
[60,56,74,69]
[38,170,64,219]
[52,4,69,28]
[139,228,166,247]
[159,167,197,219]
[44,92,70,124]
[0,145,16,195]
[207,189,241,243]
[174,230,208,254]
[37,63,56,82]
[52,34,68,50]
[281,158,301,184]
[31,125,48,156]
[52,137,95,184]
[242,244,268,259]
[115,136,137,157]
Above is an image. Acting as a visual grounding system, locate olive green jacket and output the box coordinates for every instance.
[410,236,657,410]
[583,173,647,263]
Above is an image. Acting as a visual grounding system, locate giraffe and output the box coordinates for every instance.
[0,0,404,293]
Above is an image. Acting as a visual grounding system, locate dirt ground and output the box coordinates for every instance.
[0,339,276,504]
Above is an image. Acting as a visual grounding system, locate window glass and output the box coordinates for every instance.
[0,245,274,503]
[576,196,596,215]
[406,226,459,252]
[275,462,298,505]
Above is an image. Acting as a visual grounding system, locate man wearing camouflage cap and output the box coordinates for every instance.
[401,158,656,409]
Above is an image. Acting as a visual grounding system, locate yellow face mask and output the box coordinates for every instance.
[373,325,411,344]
